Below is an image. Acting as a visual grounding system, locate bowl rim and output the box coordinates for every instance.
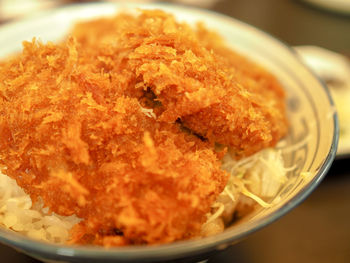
[0,1,339,261]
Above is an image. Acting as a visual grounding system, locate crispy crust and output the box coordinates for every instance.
[0,10,287,246]
[70,10,287,157]
[0,37,227,245]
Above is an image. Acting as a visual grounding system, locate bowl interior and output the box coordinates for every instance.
[0,2,338,262]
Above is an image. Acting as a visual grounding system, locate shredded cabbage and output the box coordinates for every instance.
[139,105,156,119]
[204,146,296,230]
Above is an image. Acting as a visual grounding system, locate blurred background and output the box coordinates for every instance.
[0,0,349,262]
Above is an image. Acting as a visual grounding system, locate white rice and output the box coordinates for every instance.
[0,172,80,243]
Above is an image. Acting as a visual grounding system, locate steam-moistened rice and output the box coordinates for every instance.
[0,172,80,243]
[0,9,288,246]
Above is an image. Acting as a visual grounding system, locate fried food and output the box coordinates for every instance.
[0,38,228,245]
[183,27,288,157]
[0,9,288,246]
[70,10,287,158]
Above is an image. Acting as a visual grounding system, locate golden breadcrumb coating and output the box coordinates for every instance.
[0,9,288,246]
[70,10,288,157]
[0,38,227,245]
[182,26,287,157]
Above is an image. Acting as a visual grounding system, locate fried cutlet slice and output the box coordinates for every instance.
[181,26,288,158]
[70,10,287,158]
[181,55,288,158]
[0,39,228,245]
[70,10,228,118]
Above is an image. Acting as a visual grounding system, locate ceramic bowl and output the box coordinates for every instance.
[0,2,338,263]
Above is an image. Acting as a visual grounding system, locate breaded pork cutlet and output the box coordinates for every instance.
[0,9,288,247]
[182,27,288,157]
[70,10,287,158]
[0,39,228,245]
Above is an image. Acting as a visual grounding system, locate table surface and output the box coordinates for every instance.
[0,0,349,262]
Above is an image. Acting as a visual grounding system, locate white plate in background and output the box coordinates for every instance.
[301,0,350,15]
[295,45,350,158]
